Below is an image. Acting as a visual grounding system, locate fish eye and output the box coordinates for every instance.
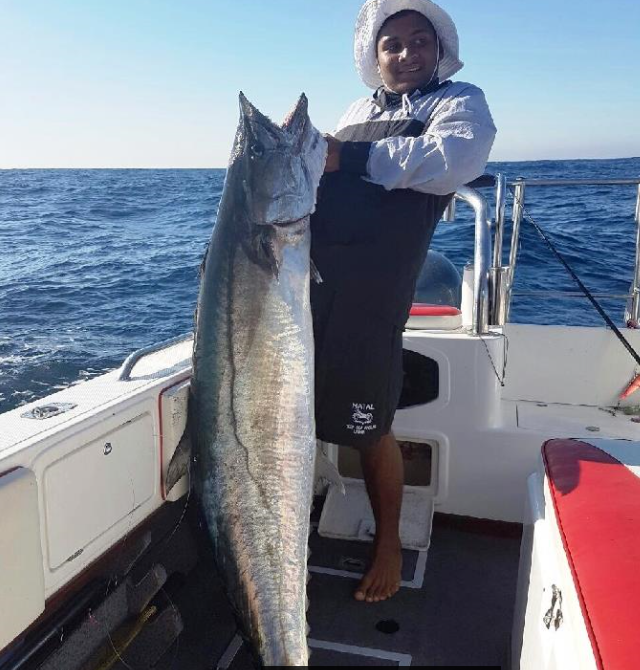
[250,142,265,158]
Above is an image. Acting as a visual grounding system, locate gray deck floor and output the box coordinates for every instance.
[140,514,521,669]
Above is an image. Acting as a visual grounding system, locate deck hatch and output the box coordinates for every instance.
[42,413,156,570]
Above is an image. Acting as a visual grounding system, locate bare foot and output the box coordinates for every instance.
[354,537,402,603]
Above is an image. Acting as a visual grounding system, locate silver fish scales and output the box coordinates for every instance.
[168,92,326,666]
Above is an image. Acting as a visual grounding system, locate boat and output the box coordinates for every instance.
[1,174,639,668]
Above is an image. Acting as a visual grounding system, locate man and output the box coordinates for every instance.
[311,0,496,603]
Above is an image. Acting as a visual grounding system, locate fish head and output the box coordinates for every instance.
[233,92,327,274]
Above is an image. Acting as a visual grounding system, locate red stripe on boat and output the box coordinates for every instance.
[409,304,461,317]
[543,439,640,670]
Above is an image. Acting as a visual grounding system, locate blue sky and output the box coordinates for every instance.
[1,0,639,168]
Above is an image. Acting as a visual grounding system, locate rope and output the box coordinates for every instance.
[479,332,509,387]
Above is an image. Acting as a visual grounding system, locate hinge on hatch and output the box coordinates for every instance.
[543,584,564,630]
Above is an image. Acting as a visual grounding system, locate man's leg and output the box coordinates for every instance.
[354,432,404,603]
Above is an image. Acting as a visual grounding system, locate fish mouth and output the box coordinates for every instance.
[259,216,307,228]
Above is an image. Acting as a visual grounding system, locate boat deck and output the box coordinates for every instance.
[128,508,522,669]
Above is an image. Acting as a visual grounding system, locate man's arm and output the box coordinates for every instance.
[333,85,496,194]
[324,134,343,173]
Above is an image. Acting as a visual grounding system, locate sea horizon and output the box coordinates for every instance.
[1,155,639,171]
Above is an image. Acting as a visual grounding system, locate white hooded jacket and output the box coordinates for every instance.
[334,80,496,196]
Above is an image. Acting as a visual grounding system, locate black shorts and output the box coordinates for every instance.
[312,286,404,448]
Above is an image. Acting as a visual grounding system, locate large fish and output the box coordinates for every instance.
[167,93,327,666]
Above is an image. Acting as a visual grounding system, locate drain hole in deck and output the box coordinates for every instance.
[376,620,400,635]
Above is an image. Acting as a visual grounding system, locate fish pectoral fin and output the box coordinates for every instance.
[165,431,192,495]
[310,259,323,284]
[315,444,345,496]
[249,226,282,277]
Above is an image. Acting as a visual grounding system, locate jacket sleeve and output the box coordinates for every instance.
[363,85,496,195]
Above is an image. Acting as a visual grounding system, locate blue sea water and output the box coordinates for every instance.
[1,158,639,412]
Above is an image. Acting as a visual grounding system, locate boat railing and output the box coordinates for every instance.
[449,187,492,335]
[120,185,496,381]
[118,173,640,378]
[507,177,640,326]
[453,175,640,328]
[118,332,193,381]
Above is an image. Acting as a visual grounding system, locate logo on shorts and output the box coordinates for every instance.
[352,409,373,426]
[347,403,377,435]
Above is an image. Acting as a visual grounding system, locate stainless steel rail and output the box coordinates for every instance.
[493,175,507,268]
[504,179,526,322]
[115,177,638,365]
[513,291,631,299]
[509,178,640,187]
[497,177,640,326]
[490,174,508,325]
[118,332,193,381]
[116,187,494,381]
[455,186,491,334]
[630,183,640,324]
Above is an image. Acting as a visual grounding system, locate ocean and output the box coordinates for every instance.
[1,157,639,412]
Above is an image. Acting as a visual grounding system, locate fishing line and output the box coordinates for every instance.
[509,187,640,367]
[478,332,509,387]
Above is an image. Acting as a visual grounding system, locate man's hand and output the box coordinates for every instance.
[324,134,342,173]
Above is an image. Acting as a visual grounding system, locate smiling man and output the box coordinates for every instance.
[311,0,496,603]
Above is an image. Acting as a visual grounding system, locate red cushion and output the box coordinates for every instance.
[409,304,462,317]
[543,439,640,670]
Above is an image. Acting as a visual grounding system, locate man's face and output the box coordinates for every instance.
[376,11,439,95]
